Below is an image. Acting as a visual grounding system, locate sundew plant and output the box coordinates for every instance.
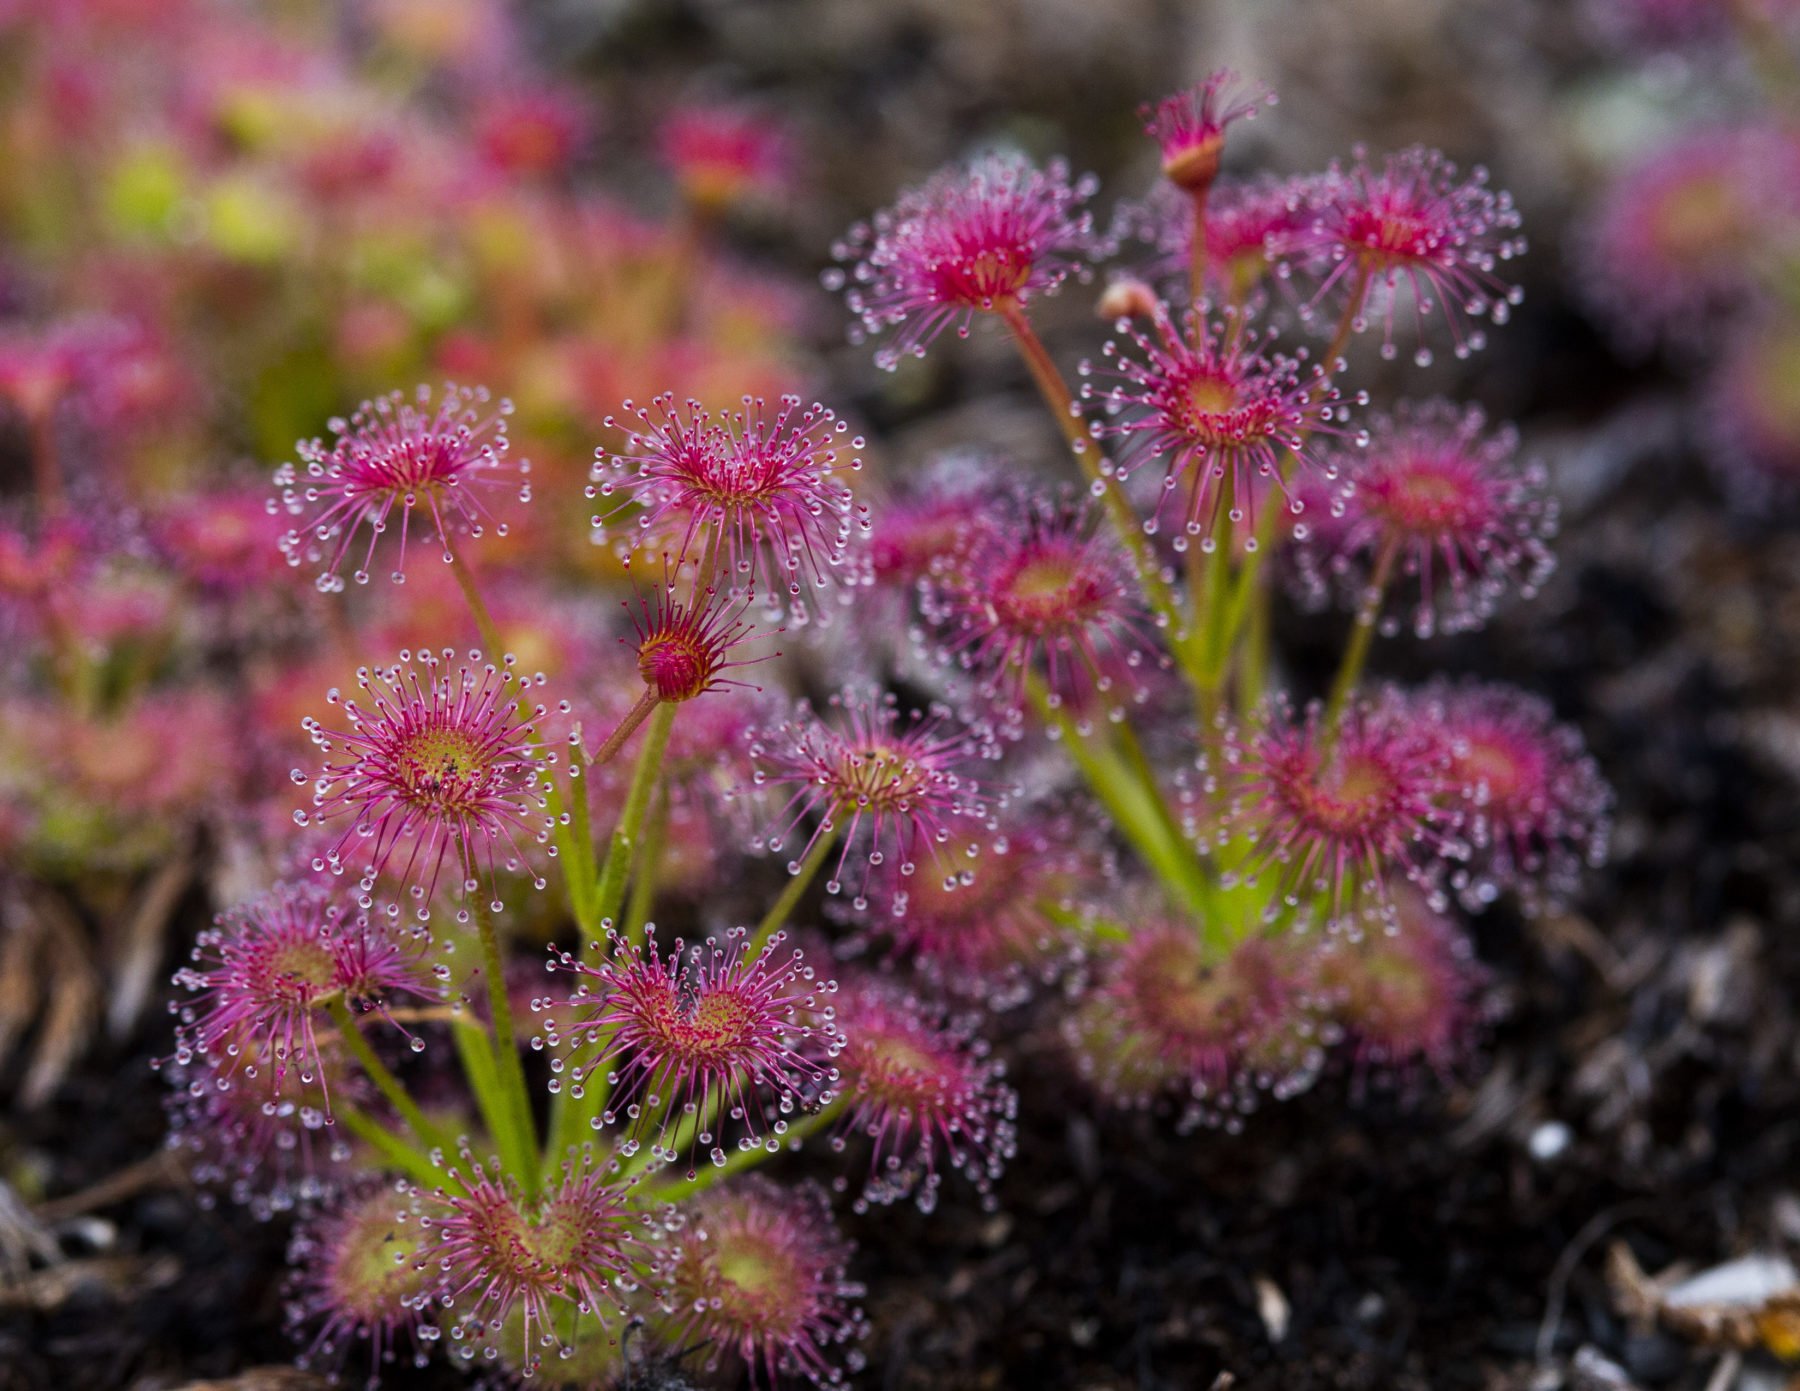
[1575,0,1800,506]
[0,16,1613,1385]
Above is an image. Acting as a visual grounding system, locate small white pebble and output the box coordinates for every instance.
[1529,1120,1573,1163]
[1254,1275,1291,1342]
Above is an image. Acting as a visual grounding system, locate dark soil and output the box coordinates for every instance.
[5,3,1798,1389]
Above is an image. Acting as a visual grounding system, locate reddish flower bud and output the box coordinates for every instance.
[628,584,769,704]
[1140,70,1274,194]
[1096,275,1162,323]
[659,103,792,211]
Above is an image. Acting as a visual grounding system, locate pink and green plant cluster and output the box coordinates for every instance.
[0,3,1616,1386]
[1574,7,1800,503]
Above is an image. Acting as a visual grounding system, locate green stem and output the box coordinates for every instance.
[592,700,678,930]
[1195,272,1376,703]
[334,1101,458,1193]
[686,526,721,607]
[1181,535,1207,654]
[1323,538,1398,734]
[562,761,600,934]
[447,547,509,662]
[1211,491,1288,678]
[540,1009,609,1182]
[1198,510,1234,656]
[472,900,540,1195]
[1184,466,1238,728]
[589,688,660,768]
[643,1097,847,1203]
[548,1004,614,1180]
[622,788,669,944]
[450,1009,508,1151]
[1022,672,1215,929]
[541,1085,578,1185]
[1188,184,1211,320]
[549,725,682,1170]
[1112,716,1198,869]
[996,300,1182,630]
[749,824,841,954]
[324,995,442,1152]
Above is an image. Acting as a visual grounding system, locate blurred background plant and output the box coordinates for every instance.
[0,1,1797,1389]
[0,0,809,1104]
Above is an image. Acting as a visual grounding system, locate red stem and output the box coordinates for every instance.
[588,687,661,767]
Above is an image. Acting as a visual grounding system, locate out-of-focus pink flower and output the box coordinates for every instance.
[654,1176,867,1387]
[867,450,1010,596]
[43,686,242,824]
[1707,316,1800,503]
[659,103,791,211]
[1411,680,1612,913]
[424,1154,644,1375]
[830,974,1017,1213]
[1295,145,1525,365]
[745,688,1001,903]
[919,489,1161,718]
[1315,883,1480,1074]
[1579,126,1797,352]
[171,882,435,1111]
[1066,923,1320,1127]
[1294,400,1556,638]
[161,1035,362,1219]
[591,393,867,619]
[0,325,81,422]
[0,315,186,440]
[151,486,292,594]
[287,1185,444,1381]
[275,384,528,591]
[845,813,1099,1004]
[475,86,590,178]
[0,514,93,606]
[833,152,1102,369]
[1221,691,1465,920]
[1121,174,1328,305]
